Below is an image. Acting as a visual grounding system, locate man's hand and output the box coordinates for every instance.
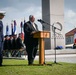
[31,31,36,34]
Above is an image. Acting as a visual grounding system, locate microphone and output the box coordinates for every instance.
[37,19,45,23]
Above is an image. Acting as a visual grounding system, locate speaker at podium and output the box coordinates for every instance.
[33,31,50,65]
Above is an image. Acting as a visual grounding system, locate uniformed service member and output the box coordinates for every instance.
[0,11,5,66]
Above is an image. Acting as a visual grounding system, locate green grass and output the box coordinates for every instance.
[0,59,76,75]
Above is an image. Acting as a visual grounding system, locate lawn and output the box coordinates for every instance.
[0,59,76,75]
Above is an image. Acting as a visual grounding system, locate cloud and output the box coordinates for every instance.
[65,0,76,12]
[64,0,76,32]
[2,3,42,35]
[64,9,76,32]
[66,10,76,18]
[2,0,76,34]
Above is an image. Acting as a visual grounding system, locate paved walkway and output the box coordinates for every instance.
[4,49,76,63]
[34,54,76,63]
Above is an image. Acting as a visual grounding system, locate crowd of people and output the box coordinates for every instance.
[3,33,26,57]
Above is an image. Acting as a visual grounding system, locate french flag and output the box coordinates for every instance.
[6,25,9,35]
[13,20,17,34]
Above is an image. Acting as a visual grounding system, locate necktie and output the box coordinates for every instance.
[32,23,36,30]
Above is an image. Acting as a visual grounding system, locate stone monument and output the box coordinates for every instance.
[42,0,65,49]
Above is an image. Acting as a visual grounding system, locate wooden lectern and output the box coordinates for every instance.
[33,31,50,65]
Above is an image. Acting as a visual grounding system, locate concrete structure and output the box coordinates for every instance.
[42,0,65,49]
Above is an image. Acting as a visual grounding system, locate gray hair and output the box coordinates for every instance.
[29,15,34,19]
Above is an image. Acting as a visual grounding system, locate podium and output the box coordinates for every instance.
[33,31,50,65]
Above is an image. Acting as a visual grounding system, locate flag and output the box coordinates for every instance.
[6,25,9,35]
[13,20,17,34]
[11,23,14,35]
[20,21,23,28]
[20,21,23,33]
[74,32,76,43]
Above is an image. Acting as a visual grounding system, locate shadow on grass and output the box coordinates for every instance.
[51,62,62,65]
[2,62,62,67]
[2,64,53,67]
[2,64,27,67]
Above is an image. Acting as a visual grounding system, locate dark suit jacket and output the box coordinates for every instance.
[24,21,38,47]
[16,37,24,49]
[3,39,9,50]
[12,38,18,50]
[8,39,13,50]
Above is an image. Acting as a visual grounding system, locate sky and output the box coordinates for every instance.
[0,0,76,35]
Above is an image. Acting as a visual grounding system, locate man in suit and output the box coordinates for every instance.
[0,11,5,66]
[24,15,38,65]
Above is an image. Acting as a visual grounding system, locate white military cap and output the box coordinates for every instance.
[0,11,6,16]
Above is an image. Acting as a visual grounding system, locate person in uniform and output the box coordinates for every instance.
[0,11,5,66]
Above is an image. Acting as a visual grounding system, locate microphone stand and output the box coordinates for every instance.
[53,26,57,63]
[38,20,62,64]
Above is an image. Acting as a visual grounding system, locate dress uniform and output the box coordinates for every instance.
[0,11,5,66]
